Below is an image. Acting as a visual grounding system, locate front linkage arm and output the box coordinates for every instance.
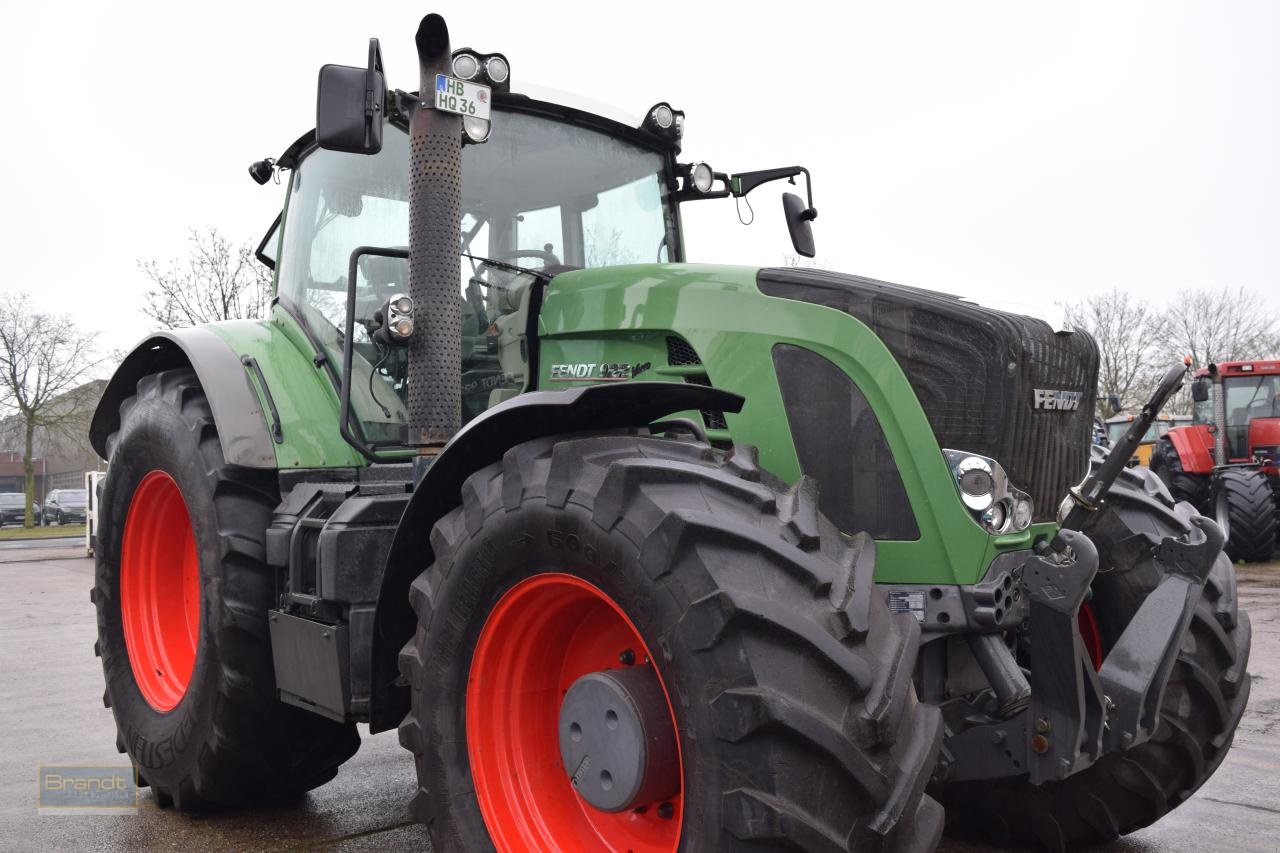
[1053,360,1189,548]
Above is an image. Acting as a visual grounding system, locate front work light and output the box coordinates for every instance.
[450,49,511,92]
[690,162,715,193]
[452,53,480,80]
[640,102,685,151]
[485,55,509,84]
[463,115,491,143]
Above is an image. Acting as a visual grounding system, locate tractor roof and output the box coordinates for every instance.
[277,85,678,171]
[1193,360,1280,378]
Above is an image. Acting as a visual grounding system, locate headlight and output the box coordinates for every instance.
[944,449,1035,534]
[651,104,674,129]
[955,456,995,510]
[452,53,480,80]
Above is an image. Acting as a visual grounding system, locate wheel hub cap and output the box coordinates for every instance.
[558,668,681,813]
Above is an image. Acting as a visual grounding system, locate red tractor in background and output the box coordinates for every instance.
[1152,359,1280,562]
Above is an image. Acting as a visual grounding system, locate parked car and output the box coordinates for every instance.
[43,488,88,526]
[0,492,41,527]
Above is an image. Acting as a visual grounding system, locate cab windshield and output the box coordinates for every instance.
[1223,374,1280,456]
[276,108,676,441]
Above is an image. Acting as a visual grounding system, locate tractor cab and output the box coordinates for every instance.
[1188,361,1280,464]
[267,90,683,437]
[254,54,818,457]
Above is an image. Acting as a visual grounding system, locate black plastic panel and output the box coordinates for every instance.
[773,344,920,539]
[759,268,1099,521]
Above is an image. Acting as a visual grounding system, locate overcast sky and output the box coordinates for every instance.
[1,1,1277,360]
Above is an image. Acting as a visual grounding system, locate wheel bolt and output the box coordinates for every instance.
[657,801,674,819]
[619,649,635,665]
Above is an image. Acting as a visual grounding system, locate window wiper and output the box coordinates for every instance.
[462,253,554,282]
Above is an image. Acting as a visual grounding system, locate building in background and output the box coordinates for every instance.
[0,380,106,502]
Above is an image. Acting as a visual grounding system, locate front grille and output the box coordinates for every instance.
[759,267,1099,520]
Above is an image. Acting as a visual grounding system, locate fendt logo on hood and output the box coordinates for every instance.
[1033,389,1083,411]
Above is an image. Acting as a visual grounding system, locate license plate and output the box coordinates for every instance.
[433,74,491,120]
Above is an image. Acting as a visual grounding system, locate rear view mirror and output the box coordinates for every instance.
[1191,376,1210,403]
[1107,395,1122,415]
[317,39,386,155]
[782,192,816,258]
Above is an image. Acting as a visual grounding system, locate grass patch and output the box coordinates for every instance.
[0,525,86,541]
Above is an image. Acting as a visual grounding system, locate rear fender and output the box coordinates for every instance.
[89,318,365,470]
[1168,425,1215,474]
[90,328,278,467]
[366,381,744,732]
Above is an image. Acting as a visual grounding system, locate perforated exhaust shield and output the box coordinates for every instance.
[408,14,462,448]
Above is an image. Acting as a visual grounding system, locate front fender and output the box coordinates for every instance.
[366,380,743,731]
[1168,424,1215,474]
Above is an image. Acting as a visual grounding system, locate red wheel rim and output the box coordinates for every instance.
[466,573,684,852]
[1078,602,1104,671]
[120,470,200,712]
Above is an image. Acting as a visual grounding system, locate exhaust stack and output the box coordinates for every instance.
[407,13,462,450]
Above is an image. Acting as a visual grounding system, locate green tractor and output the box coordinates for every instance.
[89,14,1250,852]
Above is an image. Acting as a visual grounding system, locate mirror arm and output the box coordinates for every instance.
[730,166,817,220]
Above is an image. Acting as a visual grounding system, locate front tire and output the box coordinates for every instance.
[1150,435,1208,511]
[1213,467,1277,563]
[398,434,944,852]
[93,368,360,810]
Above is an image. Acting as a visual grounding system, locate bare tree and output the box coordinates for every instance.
[1151,286,1279,369]
[1062,288,1161,416]
[0,294,102,526]
[138,227,271,329]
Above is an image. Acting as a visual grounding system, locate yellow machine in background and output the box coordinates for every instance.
[1105,413,1190,466]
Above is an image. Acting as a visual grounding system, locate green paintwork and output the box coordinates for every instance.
[538,262,1050,586]
[205,312,367,470]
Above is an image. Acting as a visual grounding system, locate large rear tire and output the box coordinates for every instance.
[933,463,1251,851]
[1213,467,1278,563]
[93,369,360,810]
[398,434,944,852]
[1150,435,1209,511]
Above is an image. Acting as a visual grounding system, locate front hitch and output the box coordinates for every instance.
[943,504,1223,785]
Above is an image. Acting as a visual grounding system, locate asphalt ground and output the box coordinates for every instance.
[1,546,1277,852]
